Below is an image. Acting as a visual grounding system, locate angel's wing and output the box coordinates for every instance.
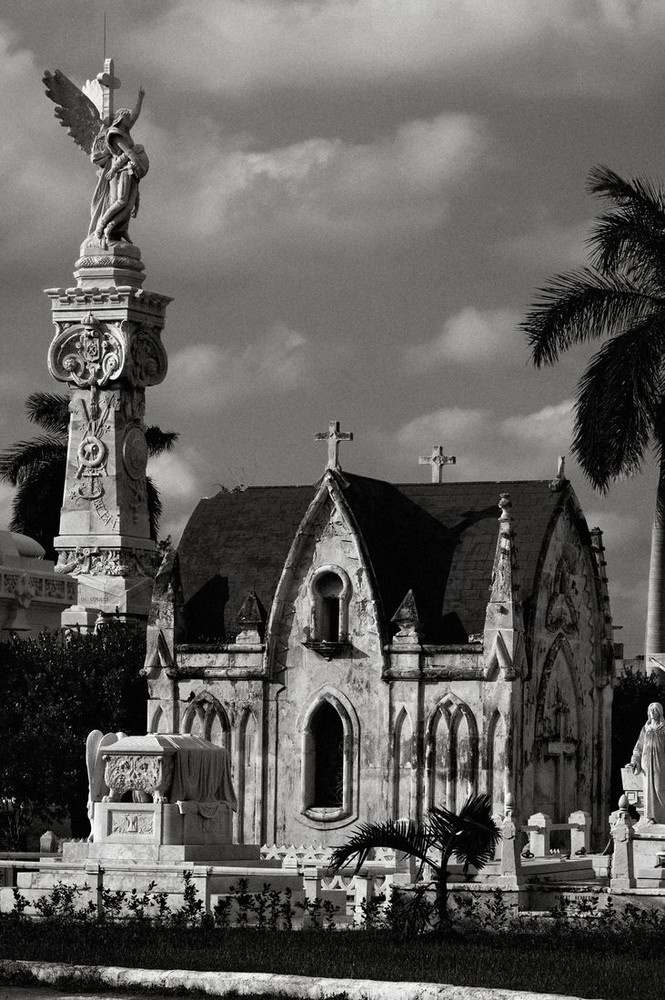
[43,69,102,155]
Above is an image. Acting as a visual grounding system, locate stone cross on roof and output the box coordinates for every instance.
[315,420,353,471]
[419,446,456,483]
[96,57,121,122]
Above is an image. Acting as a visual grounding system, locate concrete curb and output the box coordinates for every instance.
[0,960,599,1000]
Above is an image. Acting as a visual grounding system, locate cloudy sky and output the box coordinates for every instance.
[2,0,664,655]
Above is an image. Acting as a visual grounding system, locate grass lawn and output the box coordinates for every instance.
[2,919,665,1000]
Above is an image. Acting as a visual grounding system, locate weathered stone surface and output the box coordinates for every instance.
[146,473,613,846]
[0,961,602,1000]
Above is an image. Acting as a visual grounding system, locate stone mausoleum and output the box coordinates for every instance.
[145,432,615,847]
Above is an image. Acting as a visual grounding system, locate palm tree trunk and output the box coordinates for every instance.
[434,868,450,930]
[645,452,665,682]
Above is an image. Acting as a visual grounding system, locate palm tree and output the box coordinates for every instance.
[328,793,500,932]
[0,391,177,561]
[522,165,665,675]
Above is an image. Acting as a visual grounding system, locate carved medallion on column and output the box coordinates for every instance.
[48,312,124,388]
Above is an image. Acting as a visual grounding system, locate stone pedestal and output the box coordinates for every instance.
[621,765,644,813]
[45,241,171,624]
[61,801,240,864]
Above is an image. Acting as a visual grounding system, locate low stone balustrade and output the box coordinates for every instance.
[524,810,591,857]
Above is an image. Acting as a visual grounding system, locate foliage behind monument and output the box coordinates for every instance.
[0,627,147,848]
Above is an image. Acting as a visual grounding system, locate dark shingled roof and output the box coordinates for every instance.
[177,475,566,643]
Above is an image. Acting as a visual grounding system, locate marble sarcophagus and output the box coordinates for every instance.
[85,732,238,855]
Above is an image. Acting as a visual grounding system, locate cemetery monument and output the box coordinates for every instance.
[43,60,170,630]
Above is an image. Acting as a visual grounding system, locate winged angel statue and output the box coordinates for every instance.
[43,69,148,249]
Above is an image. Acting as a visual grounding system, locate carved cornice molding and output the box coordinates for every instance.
[0,570,77,606]
[45,284,173,320]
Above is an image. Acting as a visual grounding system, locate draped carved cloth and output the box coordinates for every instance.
[159,735,238,812]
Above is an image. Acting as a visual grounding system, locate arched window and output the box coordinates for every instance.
[316,572,343,642]
[305,565,351,653]
[311,701,344,807]
[300,691,358,826]
[181,692,231,752]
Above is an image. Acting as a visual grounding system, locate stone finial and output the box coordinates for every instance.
[315,420,353,472]
[419,446,456,483]
[483,493,524,678]
[589,525,615,678]
[391,589,423,643]
[236,591,265,643]
[489,494,519,605]
[549,455,567,492]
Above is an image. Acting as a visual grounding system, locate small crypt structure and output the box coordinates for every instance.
[145,430,615,847]
[0,530,76,636]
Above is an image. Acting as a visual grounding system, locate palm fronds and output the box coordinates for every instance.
[573,320,665,490]
[585,167,665,282]
[0,392,178,554]
[328,818,434,874]
[145,426,178,456]
[522,268,662,367]
[0,436,67,486]
[24,392,70,434]
[146,476,163,541]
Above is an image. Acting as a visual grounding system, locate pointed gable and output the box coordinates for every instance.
[176,475,566,643]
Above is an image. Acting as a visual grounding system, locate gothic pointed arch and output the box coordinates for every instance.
[426,695,478,812]
[450,703,478,812]
[149,703,170,735]
[297,686,359,829]
[237,708,259,843]
[486,709,507,817]
[181,691,231,751]
[426,700,451,811]
[393,707,414,821]
[533,634,581,822]
[264,471,386,675]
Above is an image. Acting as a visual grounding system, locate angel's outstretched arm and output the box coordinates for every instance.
[127,86,145,129]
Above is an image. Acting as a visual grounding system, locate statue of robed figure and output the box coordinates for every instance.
[43,62,148,250]
[630,701,665,824]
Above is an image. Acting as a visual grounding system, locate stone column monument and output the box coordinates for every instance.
[43,61,170,629]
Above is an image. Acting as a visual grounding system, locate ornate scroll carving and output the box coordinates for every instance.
[128,328,167,387]
[103,754,174,803]
[48,312,124,388]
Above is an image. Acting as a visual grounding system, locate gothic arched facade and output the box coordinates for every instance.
[144,470,614,845]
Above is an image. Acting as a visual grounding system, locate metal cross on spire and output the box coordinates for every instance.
[315,420,353,471]
[419,446,456,483]
[96,57,121,122]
